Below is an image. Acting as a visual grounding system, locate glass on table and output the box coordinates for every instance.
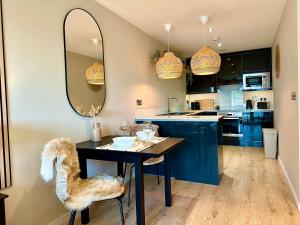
[142,121,153,141]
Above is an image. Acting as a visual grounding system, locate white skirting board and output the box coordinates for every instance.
[278,157,300,211]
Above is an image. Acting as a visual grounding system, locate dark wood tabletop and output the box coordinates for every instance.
[76,135,184,158]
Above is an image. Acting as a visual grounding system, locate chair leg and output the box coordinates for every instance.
[123,163,127,178]
[117,197,125,225]
[156,164,160,185]
[68,209,77,225]
[127,164,135,207]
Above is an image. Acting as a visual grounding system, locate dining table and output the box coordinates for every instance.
[76,135,184,225]
[0,193,8,225]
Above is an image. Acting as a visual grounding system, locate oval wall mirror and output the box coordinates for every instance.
[64,9,105,117]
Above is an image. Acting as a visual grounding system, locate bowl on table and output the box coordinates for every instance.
[112,136,136,148]
[136,131,155,141]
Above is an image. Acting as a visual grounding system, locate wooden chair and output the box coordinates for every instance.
[40,138,125,225]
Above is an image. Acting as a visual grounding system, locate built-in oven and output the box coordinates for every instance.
[243,72,271,90]
[221,112,243,146]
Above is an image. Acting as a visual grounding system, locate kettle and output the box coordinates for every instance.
[246,99,253,110]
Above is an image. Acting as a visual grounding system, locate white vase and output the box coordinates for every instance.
[91,122,101,142]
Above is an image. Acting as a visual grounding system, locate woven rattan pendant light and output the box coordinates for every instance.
[191,16,221,75]
[85,38,104,85]
[156,24,183,79]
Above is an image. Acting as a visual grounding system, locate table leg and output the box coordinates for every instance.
[0,198,6,225]
[135,158,145,225]
[164,153,172,207]
[117,162,123,176]
[79,156,89,224]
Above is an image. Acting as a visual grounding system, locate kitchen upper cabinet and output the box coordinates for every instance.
[186,58,217,94]
[185,48,272,93]
[217,53,242,85]
[241,48,271,73]
[186,73,217,94]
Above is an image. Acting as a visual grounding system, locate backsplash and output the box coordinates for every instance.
[243,90,274,109]
[219,84,243,110]
[186,89,273,110]
[186,93,219,108]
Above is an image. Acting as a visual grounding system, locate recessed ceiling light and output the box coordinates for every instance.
[218,42,222,47]
[208,27,213,32]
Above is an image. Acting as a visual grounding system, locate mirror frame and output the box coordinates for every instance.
[63,8,106,117]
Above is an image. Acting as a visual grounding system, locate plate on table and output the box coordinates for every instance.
[111,142,138,151]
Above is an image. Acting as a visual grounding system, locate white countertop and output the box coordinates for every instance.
[134,108,273,122]
[243,109,274,112]
[135,113,223,122]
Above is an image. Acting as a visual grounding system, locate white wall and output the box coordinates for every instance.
[272,0,300,205]
[0,0,185,224]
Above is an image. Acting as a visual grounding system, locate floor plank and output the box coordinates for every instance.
[74,146,300,225]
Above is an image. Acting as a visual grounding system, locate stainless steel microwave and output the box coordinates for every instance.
[243,72,271,90]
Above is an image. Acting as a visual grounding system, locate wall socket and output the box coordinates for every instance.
[291,91,297,101]
[136,99,143,106]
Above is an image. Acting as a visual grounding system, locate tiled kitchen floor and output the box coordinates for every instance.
[75,146,300,225]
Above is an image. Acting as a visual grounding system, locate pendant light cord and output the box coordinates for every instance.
[95,42,99,63]
[167,31,170,52]
[203,22,207,46]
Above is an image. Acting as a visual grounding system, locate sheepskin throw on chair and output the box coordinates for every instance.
[40,138,124,210]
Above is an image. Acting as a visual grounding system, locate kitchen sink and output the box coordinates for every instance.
[156,112,192,116]
[189,111,218,116]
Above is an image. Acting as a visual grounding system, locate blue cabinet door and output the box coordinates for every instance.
[243,124,263,147]
[242,111,274,147]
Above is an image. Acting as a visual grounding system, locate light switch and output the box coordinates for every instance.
[291,91,297,100]
[136,99,142,106]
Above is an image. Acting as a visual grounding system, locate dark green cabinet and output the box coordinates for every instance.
[217,53,242,85]
[243,124,263,147]
[242,112,274,147]
[136,120,224,185]
[186,73,217,94]
[241,48,271,73]
[186,58,217,94]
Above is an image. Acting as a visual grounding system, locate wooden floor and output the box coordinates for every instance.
[75,146,300,225]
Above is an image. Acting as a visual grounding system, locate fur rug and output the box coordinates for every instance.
[40,138,124,210]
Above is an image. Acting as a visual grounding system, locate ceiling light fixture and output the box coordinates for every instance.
[208,27,213,32]
[156,23,183,79]
[218,42,222,47]
[191,16,221,75]
[85,38,105,85]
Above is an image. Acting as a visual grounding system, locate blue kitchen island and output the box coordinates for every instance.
[136,114,224,185]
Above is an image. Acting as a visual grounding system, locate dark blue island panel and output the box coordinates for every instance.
[136,120,224,185]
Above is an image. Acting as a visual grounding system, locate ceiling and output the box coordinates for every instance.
[94,0,286,57]
[65,9,103,59]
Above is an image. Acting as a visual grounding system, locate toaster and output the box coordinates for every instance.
[257,101,269,109]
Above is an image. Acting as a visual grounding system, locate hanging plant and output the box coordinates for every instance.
[150,49,163,65]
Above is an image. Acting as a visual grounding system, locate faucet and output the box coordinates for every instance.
[167,97,178,113]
